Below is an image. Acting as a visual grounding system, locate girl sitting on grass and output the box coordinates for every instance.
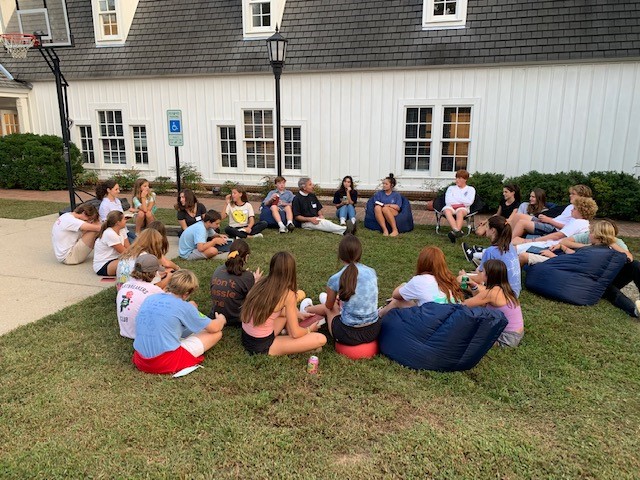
[93,210,130,276]
[132,178,157,235]
[463,259,524,348]
[241,251,326,356]
[115,228,174,290]
[210,239,262,327]
[225,187,268,239]
[302,235,380,346]
[378,246,464,318]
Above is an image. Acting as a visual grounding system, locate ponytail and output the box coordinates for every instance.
[488,215,512,253]
[338,262,358,302]
[337,234,362,302]
[96,179,116,200]
[99,210,123,238]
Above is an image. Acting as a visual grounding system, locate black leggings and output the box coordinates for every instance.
[225,221,268,238]
[602,260,640,317]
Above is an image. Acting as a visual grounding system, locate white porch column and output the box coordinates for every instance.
[15,97,31,133]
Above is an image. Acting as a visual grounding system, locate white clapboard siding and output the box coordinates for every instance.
[24,61,640,191]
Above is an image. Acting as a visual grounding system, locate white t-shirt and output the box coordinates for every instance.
[116,278,163,339]
[398,274,447,306]
[93,228,126,273]
[445,185,476,208]
[226,202,255,228]
[552,204,574,227]
[51,213,86,262]
[99,197,123,222]
[516,218,590,254]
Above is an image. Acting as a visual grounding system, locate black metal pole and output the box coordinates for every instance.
[52,54,75,210]
[175,146,181,193]
[273,64,283,177]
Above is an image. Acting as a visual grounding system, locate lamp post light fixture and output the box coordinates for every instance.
[266,26,288,177]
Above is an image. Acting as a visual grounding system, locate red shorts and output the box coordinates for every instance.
[133,346,204,374]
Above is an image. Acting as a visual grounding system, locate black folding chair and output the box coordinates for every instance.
[433,195,485,236]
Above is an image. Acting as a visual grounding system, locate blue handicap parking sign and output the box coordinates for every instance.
[169,119,181,133]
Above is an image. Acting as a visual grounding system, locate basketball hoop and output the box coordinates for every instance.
[1,33,39,59]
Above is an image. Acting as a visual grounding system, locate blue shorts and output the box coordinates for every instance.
[532,221,556,235]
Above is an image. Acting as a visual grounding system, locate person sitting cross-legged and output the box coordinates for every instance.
[443,169,476,243]
[178,210,229,260]
[292,177,354,235]
[264,175,296,233]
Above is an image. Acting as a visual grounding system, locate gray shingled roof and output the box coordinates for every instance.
[3,0,639,81]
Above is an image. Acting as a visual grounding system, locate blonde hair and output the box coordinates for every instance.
[590,220,616,246]
[573,196,598,220]
[120,229,165,260]
[165,270,198,297]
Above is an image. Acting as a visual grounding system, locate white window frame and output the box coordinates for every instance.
[92,0,124,44]
[98,109,126,166]
[242,107,276,171]
[131,125,148,165]
[218,125,239,169]
[396,98,479,179]
[282,125,302,171]
[422,0,468,30]
[241,0,276,39]
[78,125,95,164]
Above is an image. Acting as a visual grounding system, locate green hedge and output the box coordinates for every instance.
[0,133,83,190]
[469,170,640,221]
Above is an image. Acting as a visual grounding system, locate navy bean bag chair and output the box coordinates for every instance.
[379,303,507,372]
[364,196,414,233]
[524,246,627,306]
[258,201,278,228]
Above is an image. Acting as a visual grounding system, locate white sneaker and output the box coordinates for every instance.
[299,297,313,313]
[250,233,264,239]
[634,299,640,318]
[340,218,346,225]
[319,292,328,305]
[279,225,287,233]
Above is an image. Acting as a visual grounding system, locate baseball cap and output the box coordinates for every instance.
[134,254,165,273]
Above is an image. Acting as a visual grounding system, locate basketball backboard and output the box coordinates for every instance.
[0,0,72,47]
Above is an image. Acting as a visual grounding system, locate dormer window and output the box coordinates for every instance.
[423,0,467,30]
[99,0,119,36]
[251,1,271,28]
[243,0,285,39]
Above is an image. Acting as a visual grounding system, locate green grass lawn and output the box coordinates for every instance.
[0,198,68,219]
[1,208,639,477]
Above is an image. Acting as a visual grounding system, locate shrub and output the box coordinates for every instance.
[0,133,83,190]
[172,163,204,192]
[258,176,276,197]
[112,168,141,191]
[467,172,505,212]
[587,171,640,221]
[152,176,173,195]
[220,180,239,196]
[506,170,589,206]
[75,170,99,188]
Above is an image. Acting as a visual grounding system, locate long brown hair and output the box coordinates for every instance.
[147,220,169,255]
[415,246,464,303]
[337,235,362,302]
[487,215,512,253]
[120,228,164,260]
[241,251,297,326]
[99,210,123,238]
[225,239,251,276]
[175,189,198,211]
[483,259,519,308]
[132,178,150,203]
[528,188,547,215]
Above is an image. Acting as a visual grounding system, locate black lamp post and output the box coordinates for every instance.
[266,27,287,177]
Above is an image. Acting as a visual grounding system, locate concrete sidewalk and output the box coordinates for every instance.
[0,214,178,336]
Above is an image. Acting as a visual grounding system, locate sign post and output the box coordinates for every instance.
[167,109,184,192]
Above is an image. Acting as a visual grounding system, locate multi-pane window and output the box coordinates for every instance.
[440,107,471,172]
[132,126,148,165]
[283,126,302,170]
[98,110,126,165]
[78,125,95,164]
[244,110,275,169]
[250,1,271,28]
[404,107,432,171]
[2,113,19,135]
[220,126,238,168]
[433,0,457,16]
[98,0,118,36]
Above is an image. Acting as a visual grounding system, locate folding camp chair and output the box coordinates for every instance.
[433,195,485,236]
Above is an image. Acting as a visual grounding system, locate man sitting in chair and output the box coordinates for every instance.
[443,169,476,243]
[292,177,354,235]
